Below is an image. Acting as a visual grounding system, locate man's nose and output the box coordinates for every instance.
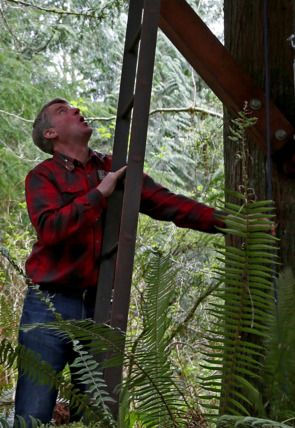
[72,107,80,114]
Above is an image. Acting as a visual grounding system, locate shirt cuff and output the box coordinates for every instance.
[213,210,227,232]
[86,188,108,210]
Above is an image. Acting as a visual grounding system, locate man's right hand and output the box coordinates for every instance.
[97,166,127,198]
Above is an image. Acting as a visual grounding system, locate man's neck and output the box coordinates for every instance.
[53,141,90,165]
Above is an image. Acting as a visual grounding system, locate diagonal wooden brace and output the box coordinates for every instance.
[160,0,294,154]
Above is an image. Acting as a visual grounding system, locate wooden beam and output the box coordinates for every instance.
[159,0,294,154]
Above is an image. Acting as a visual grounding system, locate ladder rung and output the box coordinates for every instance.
[119,94,135,119]
[100,243,118,260]
[126,24,142,53]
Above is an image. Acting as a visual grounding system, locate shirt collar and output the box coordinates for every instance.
[89,148,105,164]
[53,148,105,171]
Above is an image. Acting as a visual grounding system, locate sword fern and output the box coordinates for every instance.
[199,106,279,420]
[199,194,278,418]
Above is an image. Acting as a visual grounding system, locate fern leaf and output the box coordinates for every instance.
[199,194,277,418]
[123,252,189,427]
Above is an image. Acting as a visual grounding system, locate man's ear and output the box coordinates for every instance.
[43,128,58,140]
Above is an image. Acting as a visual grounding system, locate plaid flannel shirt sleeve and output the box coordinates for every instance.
[25,167,107,246]
[140,173,225,233]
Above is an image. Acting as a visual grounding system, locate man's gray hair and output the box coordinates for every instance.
[32,98,69,154]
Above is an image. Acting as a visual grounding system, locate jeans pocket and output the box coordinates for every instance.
[21,289,57,325]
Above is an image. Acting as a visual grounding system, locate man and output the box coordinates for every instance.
[14,98,225,426]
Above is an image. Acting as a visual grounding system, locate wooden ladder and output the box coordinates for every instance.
[93,0,162,418]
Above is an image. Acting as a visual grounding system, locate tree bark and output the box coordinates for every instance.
[224,0,295,264]
[223,0,295,415]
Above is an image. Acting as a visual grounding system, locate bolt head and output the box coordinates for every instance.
[275,129,288,141]
[250,98,262,110]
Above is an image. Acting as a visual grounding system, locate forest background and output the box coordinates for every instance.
[0,0,275,426]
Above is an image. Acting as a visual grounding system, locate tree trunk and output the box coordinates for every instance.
[223,0,295,415]
[224,0,295,263]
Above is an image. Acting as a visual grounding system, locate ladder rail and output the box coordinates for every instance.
[101,0,162,419]
[111,0,162,334]
[93,0,144,326]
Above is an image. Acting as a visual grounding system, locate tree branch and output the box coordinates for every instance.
[0,109,33,123]
[0,138,40,163]
[4,0,117,19]
[149,106,222,118]
[0,6,22,50]
[87,106,223,122]
[168,281,220,342]
[88,116,116,122]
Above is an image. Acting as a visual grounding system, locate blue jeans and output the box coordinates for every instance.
[14,288,95,427]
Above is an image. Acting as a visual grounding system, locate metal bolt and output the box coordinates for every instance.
[275,129,288,141]
[287,34,295,49]
[250,98,262,110]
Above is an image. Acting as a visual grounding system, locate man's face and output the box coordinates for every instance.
[46,103,92,142]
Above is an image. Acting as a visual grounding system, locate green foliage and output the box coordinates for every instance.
[263,268,295,424]
[198,108,279,419]
[40,423,98,428]
[0,337,113,426]
[149,26,224,193]
[217,415,293,428]
[122,252,188,427]
[7,415,42,428]
[199,194,277,418]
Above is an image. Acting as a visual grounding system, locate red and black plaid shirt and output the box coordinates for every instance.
[25,149,224,291]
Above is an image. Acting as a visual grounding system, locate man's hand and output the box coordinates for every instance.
[97,166,127,198]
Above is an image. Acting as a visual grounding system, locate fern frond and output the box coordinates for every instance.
[14,415,43,428]
[199,195,277,418]
[123,253,189,427]
[0,417,10,428]
[217,414,293,427]
[24,320,126,369]
[0,338,113,425]
[0,338,17,369]
[263,267,295,423]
